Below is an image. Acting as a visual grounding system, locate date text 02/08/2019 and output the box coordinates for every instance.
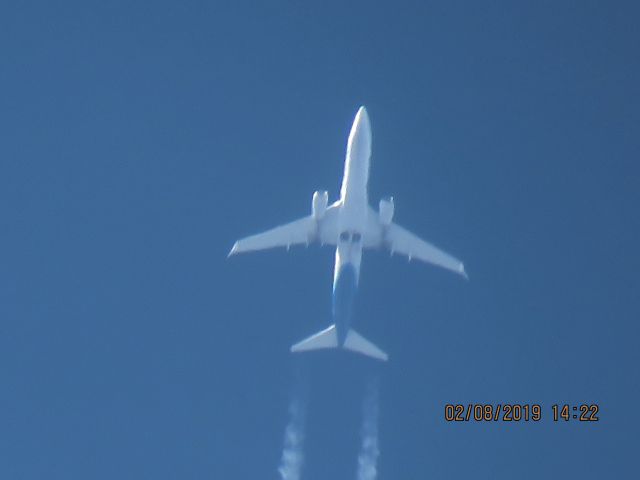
[444,404,599,422]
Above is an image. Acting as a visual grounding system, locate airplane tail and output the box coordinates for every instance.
[291,325,388,361]
[344,329,389,362]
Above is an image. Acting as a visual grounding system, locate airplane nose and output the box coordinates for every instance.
[346,105,372,160]
[355,106,370,130]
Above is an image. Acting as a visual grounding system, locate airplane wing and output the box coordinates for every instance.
[385,222,467,278]
[229,204,340,255]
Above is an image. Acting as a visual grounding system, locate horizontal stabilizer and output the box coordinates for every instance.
[291,325,338,353]
[344,329,388,361]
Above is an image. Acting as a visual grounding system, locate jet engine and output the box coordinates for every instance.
[312,190,329,220]
[379,197,394,226]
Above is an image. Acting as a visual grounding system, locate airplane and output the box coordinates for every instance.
[228,106,467,361]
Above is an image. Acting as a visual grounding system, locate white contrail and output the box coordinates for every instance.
[357,377,380,480]
[278,380,307,480]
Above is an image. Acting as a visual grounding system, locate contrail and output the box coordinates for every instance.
[357,377,380,480]
[278,374,308,480]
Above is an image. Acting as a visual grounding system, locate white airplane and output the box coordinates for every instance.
[229,107,467,361]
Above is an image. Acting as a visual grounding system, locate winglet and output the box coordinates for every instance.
[228,242,239,257]
[459,263,469,280]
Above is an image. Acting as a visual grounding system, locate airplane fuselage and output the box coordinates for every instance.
[332,107,371,346]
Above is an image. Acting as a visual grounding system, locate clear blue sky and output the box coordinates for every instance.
[1,1,638,478]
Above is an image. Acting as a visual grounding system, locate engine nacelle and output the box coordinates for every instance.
[312,190,329,220]
[379,197,394,226]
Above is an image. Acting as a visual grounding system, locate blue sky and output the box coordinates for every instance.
[1,1,638,478]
